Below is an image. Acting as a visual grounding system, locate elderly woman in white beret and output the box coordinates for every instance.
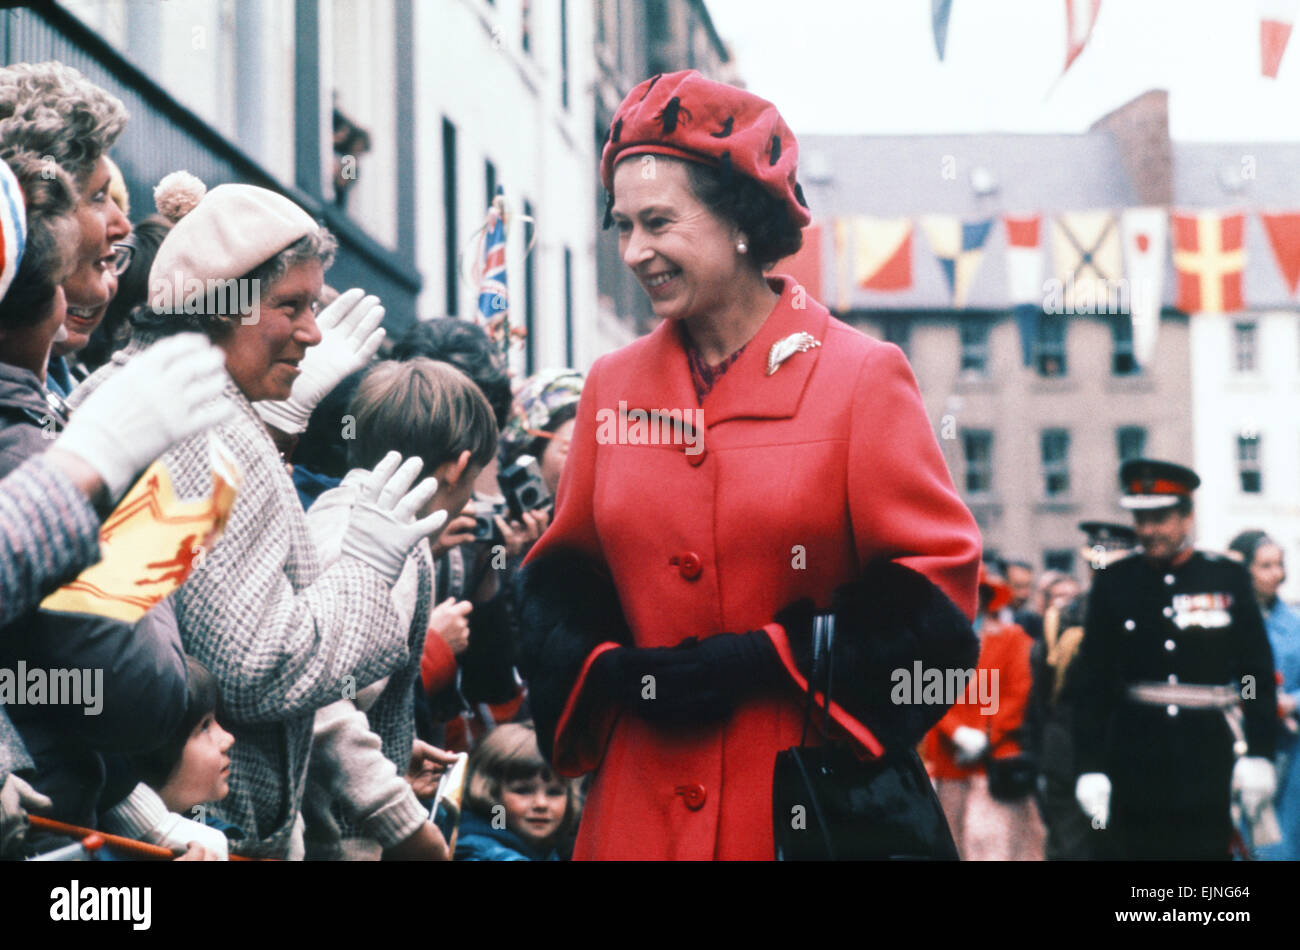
[69,178,450,859]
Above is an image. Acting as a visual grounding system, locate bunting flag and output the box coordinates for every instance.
[1259,0,1298,78]
[1004,214,1043,366]
[1260,211,1300,294]
[833,217,851,312]
[1171,211,1245,313]
[1064,0,1102,73]
[1051,211,1121,312]
[851,216,913,292]
[1120,208,1167,368]
[921,215,993,308]
[933,0,954,60]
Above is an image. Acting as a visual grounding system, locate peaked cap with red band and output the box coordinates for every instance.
[1118,458,1200,510]
[600,70,812,229]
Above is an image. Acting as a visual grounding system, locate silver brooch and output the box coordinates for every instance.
[766,332,821,376]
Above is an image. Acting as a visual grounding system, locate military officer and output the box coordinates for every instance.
[1065,459,1278,859]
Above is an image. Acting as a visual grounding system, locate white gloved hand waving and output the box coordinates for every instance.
[340,451,448,585]
[951,725,989,765]
[1075,772,1111,828]
[254,288,385,435]
[56,333,233,499]
[1232,756,1276,820]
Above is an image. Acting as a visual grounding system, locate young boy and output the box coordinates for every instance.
[300,357,499,860]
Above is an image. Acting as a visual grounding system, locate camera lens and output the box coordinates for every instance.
[520,487,538,506]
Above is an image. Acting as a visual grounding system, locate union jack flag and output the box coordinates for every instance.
[476,186,509,346]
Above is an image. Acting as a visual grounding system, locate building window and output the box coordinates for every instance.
[1234,321,1258,373]
[1041,429,1070,497]
[560,0,570,110]
[1238,433,1262,493]
[1111,314,1138,375]
[1035,314,1067,377]
[959,318,991,375]
[484,159,497,211]
[564,246,574,367]
[962,430,993,494]
[442,117,458,317]
[647,0,669,36]
[1117,426,1146,464]
[883,315,910,360]
[524,198,536,375]
[1044,550,1075,575]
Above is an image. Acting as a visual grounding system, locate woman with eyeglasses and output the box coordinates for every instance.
[45,157,132,395]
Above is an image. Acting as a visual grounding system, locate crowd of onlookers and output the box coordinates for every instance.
[2,59,1298,865]
[0,60,579,862]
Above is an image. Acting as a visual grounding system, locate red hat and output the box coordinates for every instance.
[978,562,1014,614]
[599,70,812,229]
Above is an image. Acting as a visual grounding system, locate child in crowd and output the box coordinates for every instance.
[301,357,499,860]
[110,657,237,860]
[456,723,579,861]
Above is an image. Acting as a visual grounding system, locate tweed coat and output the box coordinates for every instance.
[70,341,429,857]
[521,277,981,860]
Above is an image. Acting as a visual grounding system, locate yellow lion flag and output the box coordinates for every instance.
[41,434,242,623]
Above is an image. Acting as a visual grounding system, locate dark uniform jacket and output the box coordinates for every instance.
[1065,550,1276,815]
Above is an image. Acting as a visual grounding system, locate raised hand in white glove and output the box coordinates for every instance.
[254,288,385,435]
[56,333,233,499]
[340,451,448,585]
[0,773,52,857]
[1232,756,1276,819]
[1075,772,1111,828]
[951,725,989,765]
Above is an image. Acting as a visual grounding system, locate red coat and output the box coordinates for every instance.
[924,618,1033,780]
[525,277,981,860]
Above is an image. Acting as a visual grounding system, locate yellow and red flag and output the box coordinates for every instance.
[1171,212,1245,314]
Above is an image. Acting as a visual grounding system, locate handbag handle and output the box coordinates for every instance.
[799,613,836,748]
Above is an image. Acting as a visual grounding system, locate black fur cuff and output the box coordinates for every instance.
[515,548,633,761]
[781,560,978,750]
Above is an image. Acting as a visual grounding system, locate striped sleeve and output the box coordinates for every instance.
[0,454,101,629]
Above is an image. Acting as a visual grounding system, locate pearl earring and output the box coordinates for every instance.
[736,240,748,254]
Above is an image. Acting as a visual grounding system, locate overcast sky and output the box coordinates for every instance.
[704,0,1300,141]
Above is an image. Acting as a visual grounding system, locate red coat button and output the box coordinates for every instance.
[686,445,707,466]
[675,551,703,580]
[675,783,707,810]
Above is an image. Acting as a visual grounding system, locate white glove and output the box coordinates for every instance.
[0,773,52,857]
[57,333,233,498]
[254,288,385,434]
[1232,756,1276,819]
[340,451,448,585]
[950,725,988,765]
[1075,772,1111,827]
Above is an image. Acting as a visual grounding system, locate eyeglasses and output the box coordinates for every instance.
[111,242,134,277]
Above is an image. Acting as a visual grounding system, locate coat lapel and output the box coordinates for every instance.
[699,276,828,426]
[614,276,828,431]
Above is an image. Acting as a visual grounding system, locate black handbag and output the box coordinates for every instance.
[986,755,1037,802]
[772,614,960,860]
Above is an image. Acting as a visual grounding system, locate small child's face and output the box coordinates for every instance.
[501,771,567,849]
[158,713,235,814]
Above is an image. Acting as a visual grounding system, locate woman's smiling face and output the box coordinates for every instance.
[610,156,743,324]
[63,156,130,348]
[218,258,324,402]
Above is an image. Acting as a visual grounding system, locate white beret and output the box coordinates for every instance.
[148,183,317,314]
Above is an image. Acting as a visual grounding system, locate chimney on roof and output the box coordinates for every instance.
[1089,89,1172,206]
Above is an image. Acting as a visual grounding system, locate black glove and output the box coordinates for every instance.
[588,631,784,726]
